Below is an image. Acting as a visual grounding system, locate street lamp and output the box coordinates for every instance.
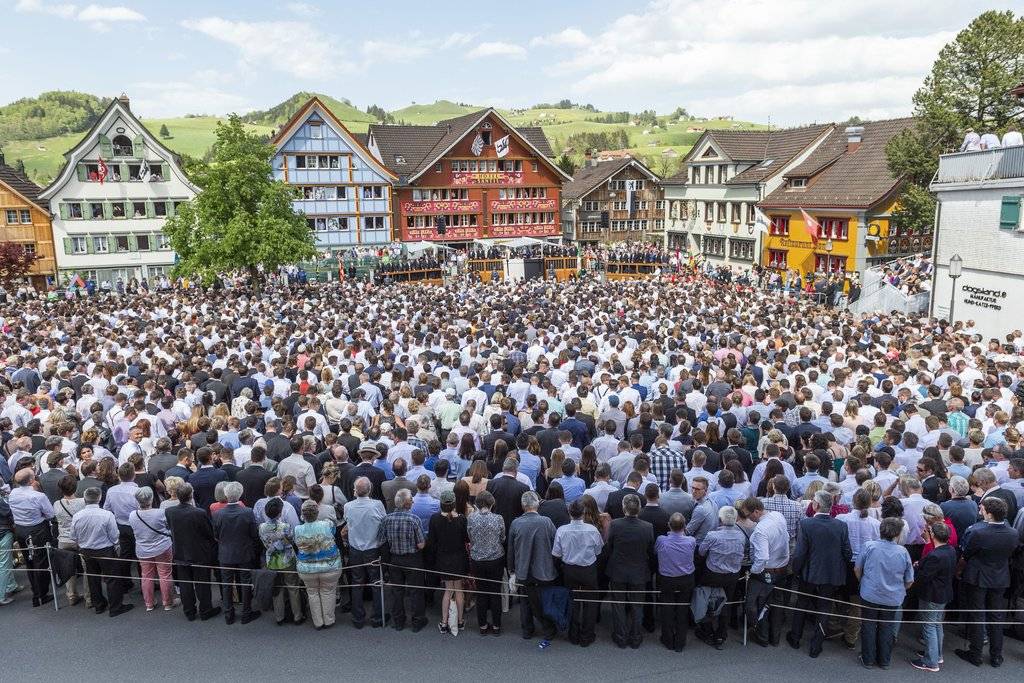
[948,254,963,323]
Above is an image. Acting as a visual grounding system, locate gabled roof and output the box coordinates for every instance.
[39,97,198,200]
[562,157,660,201]
[759,117,917,210]
[367,108,569,184]
[270,96,396,180]
[664,124,833,185]
[0,162,46,212]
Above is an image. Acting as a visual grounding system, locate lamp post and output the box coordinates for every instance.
[948,253,963,323]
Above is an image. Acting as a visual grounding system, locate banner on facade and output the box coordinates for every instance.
[471,133,485,157]
[494,135,510,158]
[489,198,557,211]
[401,200,481,214]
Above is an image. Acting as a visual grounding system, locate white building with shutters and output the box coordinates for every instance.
[929,144,1024,337]
[39,94,197,287]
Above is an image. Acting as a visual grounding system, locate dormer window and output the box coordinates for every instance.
[481,131,492,145]
[790,178,807,188]
[309,122,323,139]
[112,135,134,157]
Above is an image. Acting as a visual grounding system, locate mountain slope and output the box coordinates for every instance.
[0,91,110,142]
[241,92,376,127]
[390,100,480,125]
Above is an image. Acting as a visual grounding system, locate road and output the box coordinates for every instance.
[3,586,1021,681]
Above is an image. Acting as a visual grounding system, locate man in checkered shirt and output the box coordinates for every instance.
[649,435,688,491]
[759,474,803,552]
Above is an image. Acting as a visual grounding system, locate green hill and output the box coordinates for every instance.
[241,92,375,127]
[0,90,767,184]
[390,100,479,125]
[0,91,110,142]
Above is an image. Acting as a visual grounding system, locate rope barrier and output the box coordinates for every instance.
[771,581,1024,612]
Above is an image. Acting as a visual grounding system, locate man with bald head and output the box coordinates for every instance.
[8,468,55,606]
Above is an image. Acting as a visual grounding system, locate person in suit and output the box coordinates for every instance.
[164,483,221,621]
[486,458,529,532]
[971,468,1018,525]
[345,445,387,502]
[954,497,1021,667]
[381,458,416,513]
[918,457,947,504]
[606,471,647,520]
[605,493,655,648]
[235,447,275,508]
[188,448,228,511]
[212,481,261,625]
[535,413,563,462]
[203,368,230,405]
[787,490,852,657]
[639,483,670,536]
[481,414,514,457]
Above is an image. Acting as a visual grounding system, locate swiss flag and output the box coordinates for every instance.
[800,208,821,244]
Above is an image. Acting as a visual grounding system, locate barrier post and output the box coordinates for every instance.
[44,543,59,612]
[377,559,386,620]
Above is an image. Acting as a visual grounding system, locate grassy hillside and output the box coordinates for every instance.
[390,100,479,125]
[1,91,767,184]
[0,91,110,142]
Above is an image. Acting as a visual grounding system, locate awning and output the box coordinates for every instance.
[404,240,454,256]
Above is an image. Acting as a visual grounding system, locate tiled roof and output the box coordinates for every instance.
[759,117,917,209]
[0,161,44,206]
[665,124,832,184]
[562,158,633,200]
[368,108,559,181]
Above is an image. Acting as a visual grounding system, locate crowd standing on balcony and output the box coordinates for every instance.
[960,124,1023,151]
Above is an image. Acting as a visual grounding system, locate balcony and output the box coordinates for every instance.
[932,145,1024,188]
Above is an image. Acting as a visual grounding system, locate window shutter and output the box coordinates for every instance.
[76,164,88,181]
[132,135,144,158]
[120,163,129,181]
[999,196,1022,230]
[128,234,138,251]
[62,237,73,254]
[86,236,95,254]
[103,202,112,219]
[160,163,168,180]
[59,203,69,220]
[165,201,175,218]
[146,201,155,218]
[98,134,113,158]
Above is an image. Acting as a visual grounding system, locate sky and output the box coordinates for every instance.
[2,0,1022,125]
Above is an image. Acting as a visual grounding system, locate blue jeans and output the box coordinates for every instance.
[0,531,16,599]
[918,600,944,667]
[860,599,901,666]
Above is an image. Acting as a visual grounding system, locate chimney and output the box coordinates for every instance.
[845,125,864,153]
[118,92,131,110]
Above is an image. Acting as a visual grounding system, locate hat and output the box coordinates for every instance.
[357,441,379,457]
[439,489,456,505]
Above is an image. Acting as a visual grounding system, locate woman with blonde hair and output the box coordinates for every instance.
[184,405,205,437]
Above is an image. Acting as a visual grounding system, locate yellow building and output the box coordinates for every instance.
[0,153,56,289]
[758,118,924,280]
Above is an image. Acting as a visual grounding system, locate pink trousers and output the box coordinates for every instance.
[139,548,174,608]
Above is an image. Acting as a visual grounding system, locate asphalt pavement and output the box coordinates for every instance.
[2,582,1021,682]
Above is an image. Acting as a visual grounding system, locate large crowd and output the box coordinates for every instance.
[1,271,1023,671]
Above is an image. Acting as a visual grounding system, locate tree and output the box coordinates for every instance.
[555,153,578,177]
[0,242,38,285]
[162,115,316,285]
[886,11,1024,232]
[13,159,26,175]
[159,124,171,138]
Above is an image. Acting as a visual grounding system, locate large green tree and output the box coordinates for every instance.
[163,115,315,284]
[886,11,1024,231]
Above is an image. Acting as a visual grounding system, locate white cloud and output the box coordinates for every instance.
[76,4,144,22]
[542,0,1014,123]
[181,17,350,79]
[530,27,588,48]
[285,2,319,16]
[130,80,254,118]
[466,41,527,60]
[440,32,475,49]
[15,0,78,19]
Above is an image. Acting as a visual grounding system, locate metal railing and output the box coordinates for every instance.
[932,145,1024,186]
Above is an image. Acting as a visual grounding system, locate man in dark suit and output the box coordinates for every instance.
[202,368,229,405]
[345,445,386,502]
[787,490,852,656]
[918,457,947,504]
[954,497,1021,667]
[605,493,655,648]
[336,420,362,462]
[235,447,275,508]
[790,407,822,451]
[481,414,515,457]
[211,481,261,625]
[230,367,260,402]
[638,483,670,536]
[606,472,647,520]
[972,468,1018,524]
[188,448,227,511]
[165,483,221,622]
[536,413,563,461]
[486,458,529,531]
[262,421,293,463]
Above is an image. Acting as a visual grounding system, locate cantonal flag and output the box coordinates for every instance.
[800,208,820,244]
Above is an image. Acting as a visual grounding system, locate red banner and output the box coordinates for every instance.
[401,200,481,214]
[402,226,480,241]
[489,198,558,211]
[451,171,523,186]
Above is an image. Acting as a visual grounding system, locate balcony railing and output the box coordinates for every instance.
[932,145,1024,186]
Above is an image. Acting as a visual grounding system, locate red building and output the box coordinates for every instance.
[367,109,570,242]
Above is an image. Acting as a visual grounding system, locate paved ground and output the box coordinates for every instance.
[3,584,1022,682]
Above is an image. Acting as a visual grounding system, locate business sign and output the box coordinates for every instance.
[403,225,480,241]
[961,285,1007,311]
[452,171,523,186]
[780,238,814,249]
[490,223,559,238]
[489,198,557,211]
[401,200,481,214]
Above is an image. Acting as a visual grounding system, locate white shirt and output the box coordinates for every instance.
[1002,131,1024,147]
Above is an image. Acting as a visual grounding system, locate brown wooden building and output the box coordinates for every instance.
[561,157,664,243]
[367,109,570,243]
[0,153,56,289]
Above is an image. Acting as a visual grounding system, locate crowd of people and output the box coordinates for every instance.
[878,255,933,296]
[1,272,1023,670]
[960,124,1023,151]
